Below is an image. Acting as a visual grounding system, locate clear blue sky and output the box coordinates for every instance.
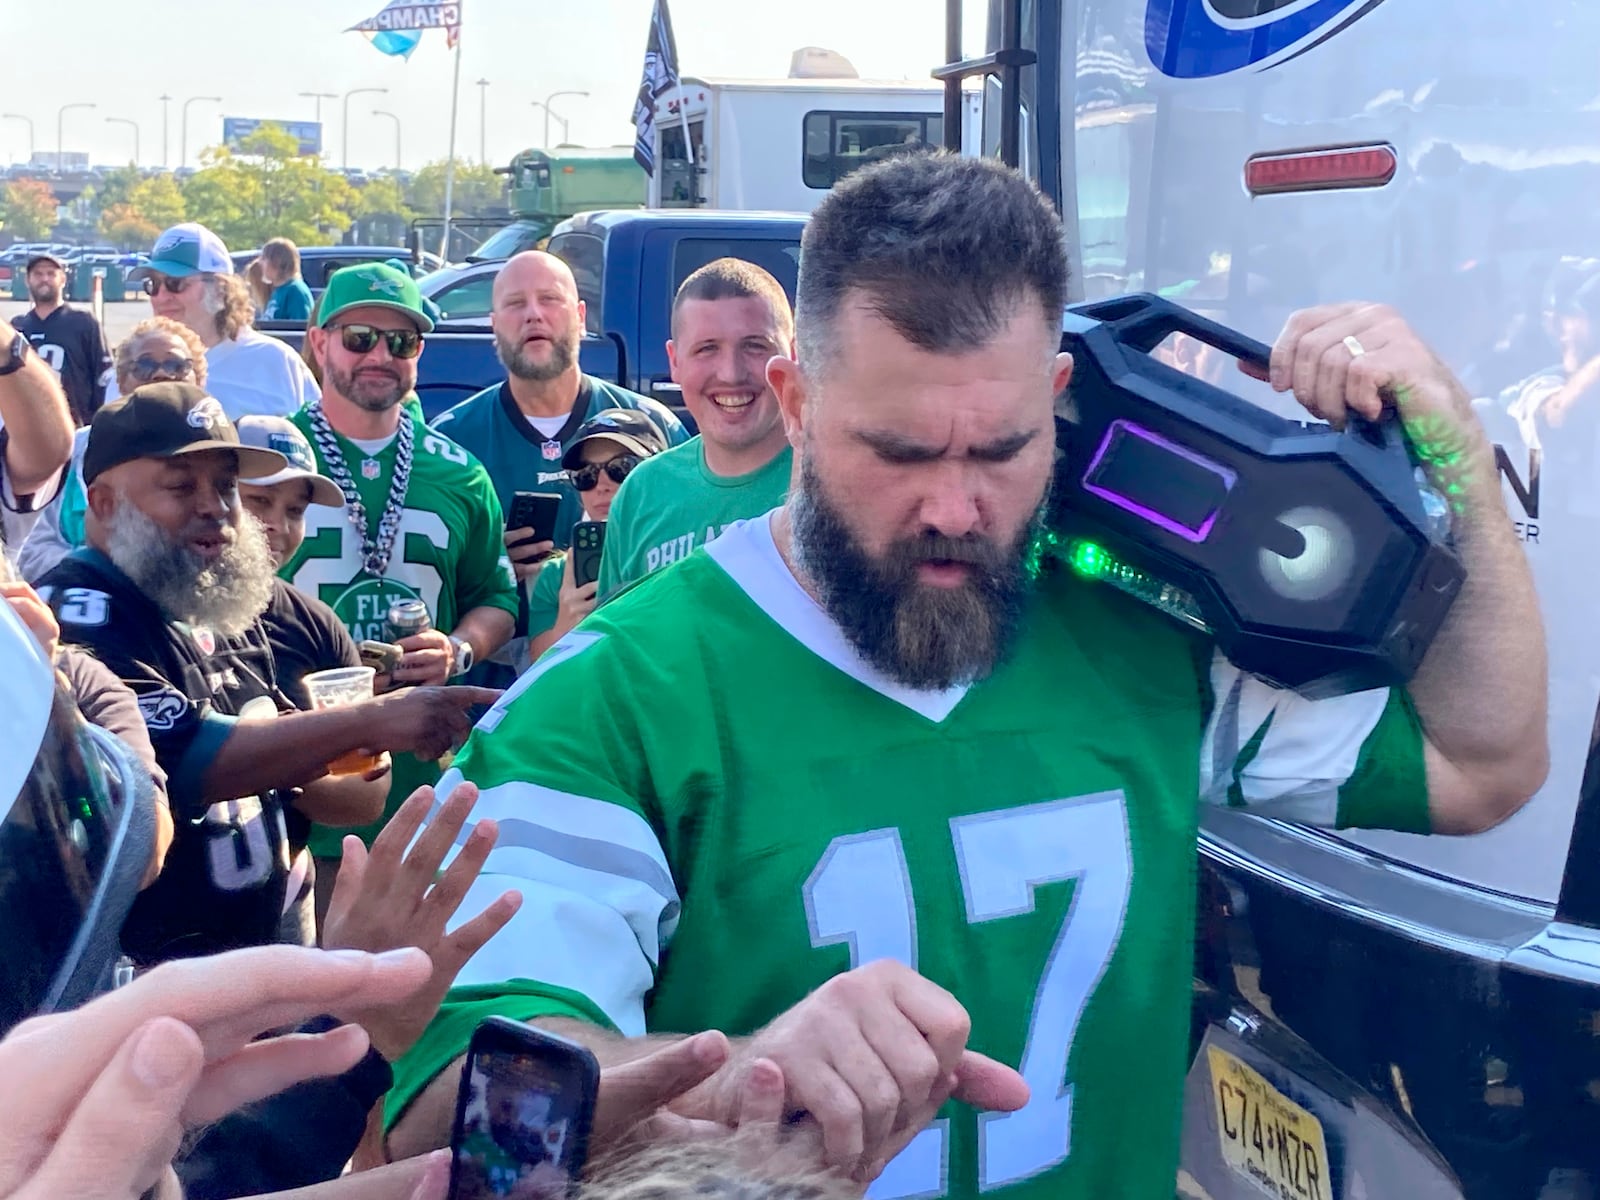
[2,0,982,172]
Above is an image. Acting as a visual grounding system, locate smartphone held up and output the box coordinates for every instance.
[450,1017,600,1200]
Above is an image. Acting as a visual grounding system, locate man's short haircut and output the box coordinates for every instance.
[796,152,1068,376]
[114,317,209,393]
[260,237,301,277]
[671,257,794,341]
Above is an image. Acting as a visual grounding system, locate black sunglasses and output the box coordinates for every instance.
[140,275,197,296]
[570,454,641,491]
[332,323,424,360]
[129,355,195,384]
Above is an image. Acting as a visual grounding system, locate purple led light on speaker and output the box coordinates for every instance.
[1082,419,1237,543]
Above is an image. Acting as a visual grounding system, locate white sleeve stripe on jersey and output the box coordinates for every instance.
[488,819,679,911]
[1200,650,1388,824]
[449,872,655,1037]
[433,770,673,882]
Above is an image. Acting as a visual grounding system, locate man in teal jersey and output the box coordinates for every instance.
[598,259,796,598]
[280,263,518,877]
[429,250,688,558]
[430,250,687,682]
[385,155,1548,1198]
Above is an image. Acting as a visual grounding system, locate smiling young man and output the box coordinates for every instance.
[386,154,1548,1198]
[596,259,795,596]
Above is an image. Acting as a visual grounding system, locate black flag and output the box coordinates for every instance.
[632,0,681,174]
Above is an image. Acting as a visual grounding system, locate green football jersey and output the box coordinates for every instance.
[597,439,792,596]
[282,407,519,852]
[391,515,1428,1199]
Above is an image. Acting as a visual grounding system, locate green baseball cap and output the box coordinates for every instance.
[317,262,435,334]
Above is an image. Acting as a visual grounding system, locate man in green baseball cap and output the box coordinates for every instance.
[317,261,436,336]
[287,261,517,908]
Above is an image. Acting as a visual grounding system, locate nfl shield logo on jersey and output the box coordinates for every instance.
[361,458,381,480]
[193,627,215,656]
[542,439,563,461]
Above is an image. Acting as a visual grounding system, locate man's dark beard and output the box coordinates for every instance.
[790,456,1041,690]
[496,327,576,383]
[103,500,276,638]
[326,362,405,412]
[28,281,60,305]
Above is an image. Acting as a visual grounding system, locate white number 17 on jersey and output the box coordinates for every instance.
[803,792,1132,1197]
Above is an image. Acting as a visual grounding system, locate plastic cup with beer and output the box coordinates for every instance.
[303,665,381,776]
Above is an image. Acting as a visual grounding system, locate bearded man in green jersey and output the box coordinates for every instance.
[385,154,1548,1197]
[282,263,518,872]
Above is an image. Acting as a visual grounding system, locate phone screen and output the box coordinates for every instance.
[450,1045,588,1200]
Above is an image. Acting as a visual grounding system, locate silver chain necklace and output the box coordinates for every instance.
[304,401,415,578]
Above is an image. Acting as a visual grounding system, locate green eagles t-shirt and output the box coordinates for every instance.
[429,377,689,553]
[282,408,518,853]
[264,278,314,322]
[597,439,791,596]
[389,515,1429,1198]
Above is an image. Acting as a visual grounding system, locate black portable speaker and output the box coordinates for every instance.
[1050,293,1464,698]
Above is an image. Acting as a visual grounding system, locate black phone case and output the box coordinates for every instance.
[509,493,562,548]
[448,1017,601,1200]
[572,522,605,588]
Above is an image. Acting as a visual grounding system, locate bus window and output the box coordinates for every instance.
[802,111,944,189]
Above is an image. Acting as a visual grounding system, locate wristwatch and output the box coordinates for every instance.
[448,634,474,677]
[0,331,29,377]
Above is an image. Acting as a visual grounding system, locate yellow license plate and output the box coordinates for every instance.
[1207,1046,1334,1200]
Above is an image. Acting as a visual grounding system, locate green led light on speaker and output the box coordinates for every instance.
[1057,537,1211,634]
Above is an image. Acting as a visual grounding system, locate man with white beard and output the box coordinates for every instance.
[38,381,499,966]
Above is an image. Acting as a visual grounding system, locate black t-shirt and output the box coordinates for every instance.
[262,578,363,711]
[12,304,111,426]
[39,548,300,966]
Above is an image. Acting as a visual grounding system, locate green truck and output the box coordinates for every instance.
[467,147,646,261]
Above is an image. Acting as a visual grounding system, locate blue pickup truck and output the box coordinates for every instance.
[261,210,806,423]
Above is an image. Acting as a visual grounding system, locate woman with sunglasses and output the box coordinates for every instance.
[523,409,667,665]
[15,318,205,582]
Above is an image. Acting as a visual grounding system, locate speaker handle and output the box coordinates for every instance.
[1067,293,1273,373]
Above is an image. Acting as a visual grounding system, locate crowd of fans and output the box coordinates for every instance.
[0,200,821,1198]
[0,149,1546,1200]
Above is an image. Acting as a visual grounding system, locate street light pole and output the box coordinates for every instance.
[1,114,34,164]
[341,87,388,170]
[180,96,221,169]
[538,90,589,148]
[299,91,337,124]
[106,117,140,166]
[475,78,489,163]
[57,102,95,173]
[158,94,171,168]
[372,110,402,172]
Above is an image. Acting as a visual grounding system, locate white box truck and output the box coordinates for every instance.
[647,75,980,213]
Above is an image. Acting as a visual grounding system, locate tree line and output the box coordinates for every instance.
[1,123,506,248]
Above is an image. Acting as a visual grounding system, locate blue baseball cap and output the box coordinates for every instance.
[127,223,233,281]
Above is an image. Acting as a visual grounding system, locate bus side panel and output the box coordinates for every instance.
[1072,0,1600,904]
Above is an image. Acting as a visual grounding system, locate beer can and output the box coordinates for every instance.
[384,598,432,643]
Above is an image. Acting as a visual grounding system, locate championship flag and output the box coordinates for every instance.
[631,0,682,174]
[348,0,463,58]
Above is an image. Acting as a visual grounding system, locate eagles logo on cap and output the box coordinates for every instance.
[185,397,227,432]
[267,431,316,473]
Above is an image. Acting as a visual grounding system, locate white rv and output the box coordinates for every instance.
[648,75,980,213]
